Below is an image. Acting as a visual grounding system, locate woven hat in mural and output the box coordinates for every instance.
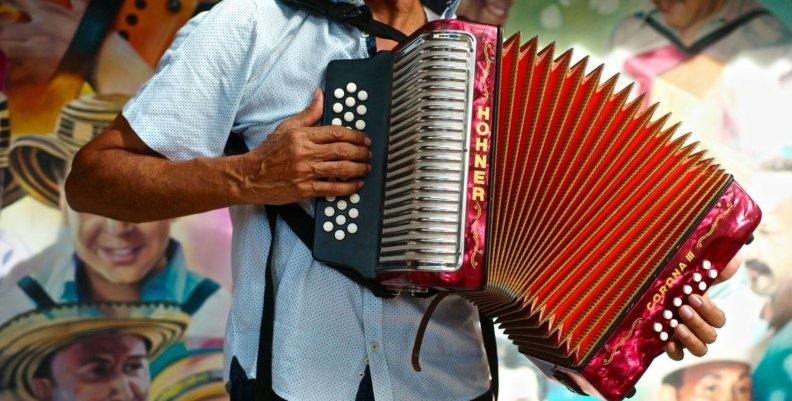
[8,94,128,208]
[1,93,24,208]
[0,301,191,401]
[149,340,225,401]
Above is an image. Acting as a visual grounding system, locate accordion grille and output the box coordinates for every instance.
[379,31,477,271]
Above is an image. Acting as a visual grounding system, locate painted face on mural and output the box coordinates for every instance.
[662,361,752,401]
[744,194,792,296]
[455,0,513,26]
[31,333,150,401]
[651,0,727,31]
[58,163,171,287]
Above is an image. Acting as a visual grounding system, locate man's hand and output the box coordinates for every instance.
[663,255,741,360]
[237,88,373,205]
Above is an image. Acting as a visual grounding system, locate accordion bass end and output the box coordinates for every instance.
[313,20,762,400]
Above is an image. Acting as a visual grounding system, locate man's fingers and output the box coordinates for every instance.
[312,142,371,162]
[673,324,708,357]
[306,125,371,146]
[312,161,371,179]
[688,294,726,328]
[714,254,741,285]
[279,88,324,130]
[308,180,363,198]
[664,340,685,361]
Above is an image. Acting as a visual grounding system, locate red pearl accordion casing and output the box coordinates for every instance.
[374,20,762,400]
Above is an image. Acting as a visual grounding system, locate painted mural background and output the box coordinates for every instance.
[0,0,790,400]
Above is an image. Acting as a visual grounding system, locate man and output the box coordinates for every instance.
[660,360,752,401]
[31,332,152,401]
[0,301,191,401]
[65,0,740,399]
[0,95,230,339]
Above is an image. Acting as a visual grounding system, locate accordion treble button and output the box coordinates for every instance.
[355,120,366,130]
[334,230,346,240]
[345,97,356,107]
[348,223,358,234]
[334,88,344,99]
[346,82,357,93]
[323,221,334,232]
[673,297,682,307]
[692,272,702,282]
[663,310,673,320]
[350,194,360,204]
[358,90,368,101]
[333,103,343,113]
[683,285,693,295]
[349,208,359,218]
[324,206,335,217]
[653,323,662,332]
[337,200,348,210]
[708,269,718,279]
[344,112,354,122]
[698,282,708,291]
[357,105,367,115]
[336,215,347,225]
[702,260,712,269]
[670,319,679,328]
[331,118,342,126]
[659,332,669,341]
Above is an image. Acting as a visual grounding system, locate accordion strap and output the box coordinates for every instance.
[281,0,409,43]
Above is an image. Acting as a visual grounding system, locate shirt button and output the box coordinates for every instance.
[361,31,370,38]
[370,341,379,351]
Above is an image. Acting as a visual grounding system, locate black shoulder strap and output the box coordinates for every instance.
[280,0,408,43]
[479,312,499,400]
[255,206,279,401]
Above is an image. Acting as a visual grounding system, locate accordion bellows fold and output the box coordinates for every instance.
[465,33,728,367]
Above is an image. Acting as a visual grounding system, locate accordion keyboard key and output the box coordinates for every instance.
[313,52,394,280]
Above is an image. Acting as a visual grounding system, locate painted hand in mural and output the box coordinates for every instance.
[663,255,741,360]
[0,0,87,86]
[240,88,373,205]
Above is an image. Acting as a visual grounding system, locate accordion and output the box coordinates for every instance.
[312,20,761,400]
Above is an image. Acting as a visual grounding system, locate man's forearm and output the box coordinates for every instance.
[66,137,250,223]
[65,114,254,222]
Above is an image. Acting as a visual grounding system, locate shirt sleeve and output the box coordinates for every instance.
[122,0,259,161]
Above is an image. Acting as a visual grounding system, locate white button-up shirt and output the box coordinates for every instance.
[123,0,490,400]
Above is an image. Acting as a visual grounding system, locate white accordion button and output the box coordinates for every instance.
[331,118,342,126]
[345,97,356,107]
[357,105,367,115]
[349,208,359,218]
[334,88,344,99]
[670,319,679,328]
[358,90,368,101]
[336,215,347,225]
[337,200,348,210]
[699,282,708,291]
[333,103,343,113]
[702,260,712,269]
[683,285,693,295]
[673,297,682,307]
[355,120,366,130]
[324,206,335,217]
[344,112,354,122]
[663,310,673,320]
[653,323,662,332]
[334,230,346,240]
[346,82,357,93]
[350,194,360,204]
[708,269,718,279]
[347,223,358,234]
[325,196,336,202]
[323,221,334,232]
[693,272,702,282]
[659,332,669,342]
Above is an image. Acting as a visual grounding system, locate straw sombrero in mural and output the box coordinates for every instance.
[149,339,226,401]
[8,94,128,208]
[0,301,191,401]
[1,93,24,208]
